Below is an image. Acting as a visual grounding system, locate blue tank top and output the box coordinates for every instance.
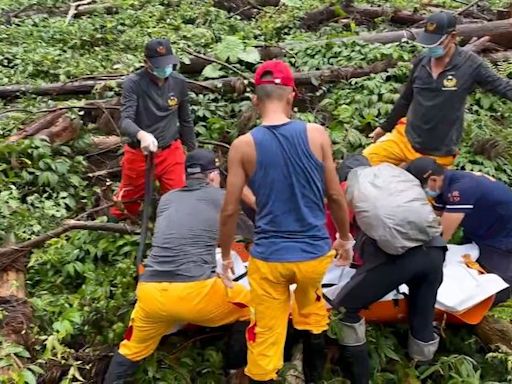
[248,120,331,262]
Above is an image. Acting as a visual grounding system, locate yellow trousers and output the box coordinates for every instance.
[245,251,335,381]
[119,278,250,361]
[363,119,456,167]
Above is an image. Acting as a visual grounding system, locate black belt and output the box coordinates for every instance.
[127,140,174,150]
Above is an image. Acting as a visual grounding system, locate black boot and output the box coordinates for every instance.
[225,321,250,370]
[340,344,370,384]
[248,380,274,383]
[103,351,140,384]
[302,331,326,383]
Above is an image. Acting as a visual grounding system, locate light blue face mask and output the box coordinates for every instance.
[151,65,173,79]
[424,187,440,198]
[426,45,445,59]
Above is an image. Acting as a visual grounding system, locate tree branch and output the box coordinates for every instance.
[182,47,253,81]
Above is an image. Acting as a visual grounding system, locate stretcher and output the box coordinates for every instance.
[220,243,509,325]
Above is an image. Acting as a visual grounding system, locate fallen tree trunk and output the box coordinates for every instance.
[301,4,426,31]
[0,220,139,261]
[213,0,280,20]
[475,315,512,350]
[0,60,396,99]
[5,2,118,21]
[484,50,512,63]
[6,110,66,142]
[353,18,512,47]
[35,115,80,145]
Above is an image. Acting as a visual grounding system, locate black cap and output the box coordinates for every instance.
[144,38,179,68]
[405,157,445,185]
[416,12,457,47]
[338,154,370,182]
[186,149,218,175]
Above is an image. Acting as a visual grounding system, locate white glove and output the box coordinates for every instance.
[137,131,158,154]
[333,233,355,267]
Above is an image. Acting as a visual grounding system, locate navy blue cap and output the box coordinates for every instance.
[416,12,457,47]
[405,157,445,185]
[144,38,179,68]
[186,149,218,175]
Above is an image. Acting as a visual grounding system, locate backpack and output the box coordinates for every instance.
[346,163,441,255]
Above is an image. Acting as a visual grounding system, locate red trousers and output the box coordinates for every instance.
[110,140,186,219]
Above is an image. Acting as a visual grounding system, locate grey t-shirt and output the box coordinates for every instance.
[140,180,224,283]
[120,70,196,151]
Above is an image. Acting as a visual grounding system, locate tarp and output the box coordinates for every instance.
[216,243,509,324]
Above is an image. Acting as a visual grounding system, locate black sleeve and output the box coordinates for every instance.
[475,59,512,101]
[178,79,197,152]
[119,76,142,140]
[381,59,420,132]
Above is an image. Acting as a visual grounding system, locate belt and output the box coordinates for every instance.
[128,139,175,150]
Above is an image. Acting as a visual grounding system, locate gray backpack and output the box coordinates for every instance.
[346,164,441,255]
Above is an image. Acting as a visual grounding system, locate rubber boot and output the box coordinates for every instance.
[248,380,275,383]
[340,344,370,384]
[103,351,140,384]
[302,331,326,384]
[225,321,250,370]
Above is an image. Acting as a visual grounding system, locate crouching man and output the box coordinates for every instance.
[331,158,446,384]
[406,157,512,304]
[104,149,250,383]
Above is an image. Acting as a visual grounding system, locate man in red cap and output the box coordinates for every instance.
[110,38,196,220]
[218,60,353,383]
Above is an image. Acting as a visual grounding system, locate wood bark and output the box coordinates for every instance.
[475,315,512,350]
[6,110,66,142]
[0,220,139,261]
[353,18,512,47]
[301,4,426,31]
[484,50,512,63]
[5,2,117,21]
[35,116,80,145]
[0,60,396,99]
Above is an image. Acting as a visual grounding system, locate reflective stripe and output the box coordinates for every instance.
[445,205,474,209]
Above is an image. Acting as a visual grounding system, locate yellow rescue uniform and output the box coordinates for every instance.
[119,277,250,361]
[363,119,456,167]
[245,251,335,381]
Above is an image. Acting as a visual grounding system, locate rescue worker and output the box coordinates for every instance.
[364,11,512,167]
[406,157,512,304]
[218,60,354,383]
[104,149,250,383]
[110,38,196,220]
[332,158,447,384]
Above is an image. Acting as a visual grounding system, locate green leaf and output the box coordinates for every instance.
[213,36,245,63]
[201,63,225,79]
[21,369,37,384]
[238,47,260,64]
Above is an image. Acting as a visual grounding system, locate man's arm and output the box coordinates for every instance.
[119,77,142,139]
[380,59,418,132]
[178,81,197,151]
[320,128,351,240]
[440,212,465,241]
[241,186,257,210]
[219,137,248,262]
[475,60,512,101]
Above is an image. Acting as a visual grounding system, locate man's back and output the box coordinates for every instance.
[140,180,224,282]
[247,120,330,262]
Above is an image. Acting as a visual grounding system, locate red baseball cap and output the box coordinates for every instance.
[254,60,295,88]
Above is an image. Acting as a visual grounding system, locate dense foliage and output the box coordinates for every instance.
[1,0,511,383]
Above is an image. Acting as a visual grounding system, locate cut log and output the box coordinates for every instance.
[475,315,512,350]
[35,116,80,145]
[353,18,512,47]
[6,110,66,142]
[0,60,396,99]
[301,4,426,31]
